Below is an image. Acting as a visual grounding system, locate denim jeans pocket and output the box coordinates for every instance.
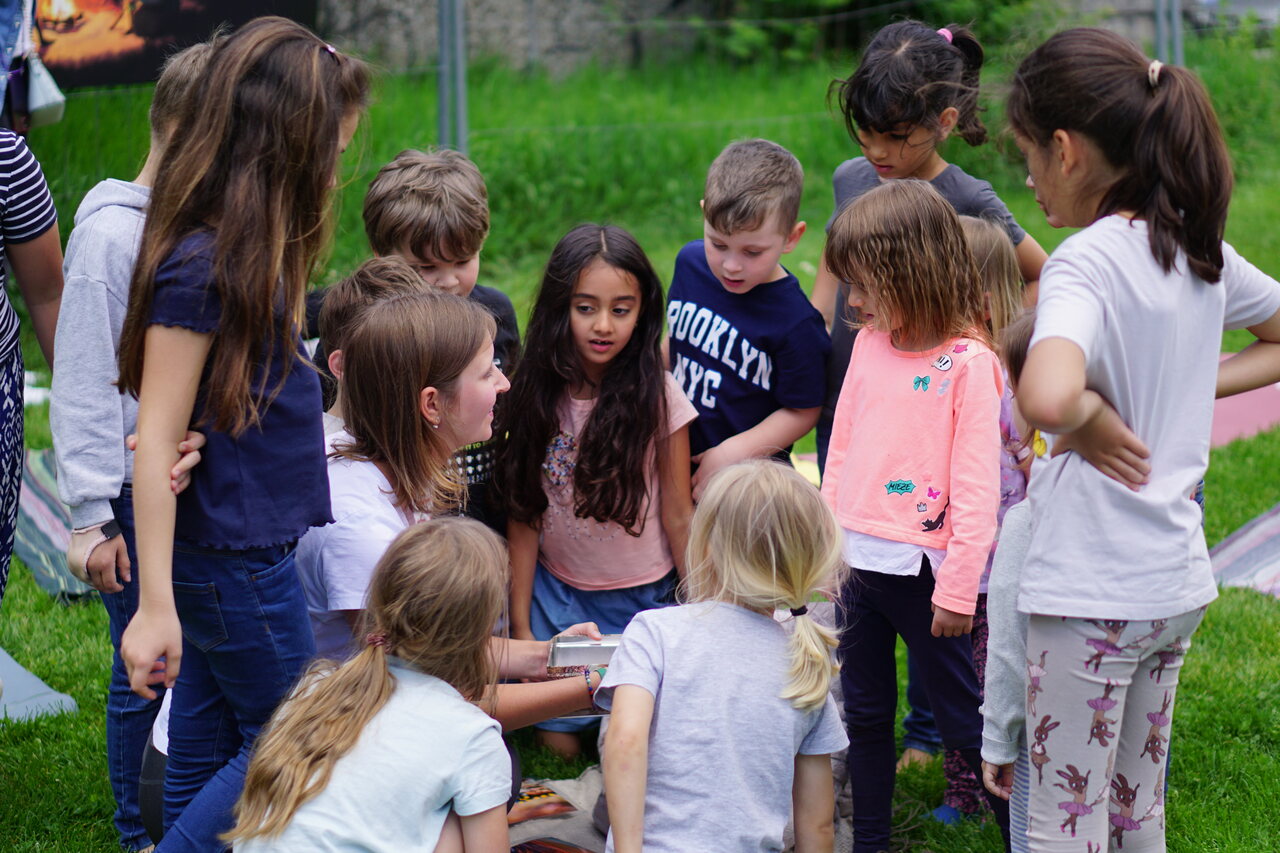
[173,580,228,652]
[244,547,299,594]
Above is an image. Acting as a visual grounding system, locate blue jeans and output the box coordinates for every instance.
[102,485,164,851]
[160,541,315,852]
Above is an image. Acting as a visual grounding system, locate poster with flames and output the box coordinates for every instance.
[36,0,317,89]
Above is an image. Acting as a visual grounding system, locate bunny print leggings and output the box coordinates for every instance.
[1020,608,1204,852]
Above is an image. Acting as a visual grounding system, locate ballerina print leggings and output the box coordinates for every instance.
[1021,608,1204,852]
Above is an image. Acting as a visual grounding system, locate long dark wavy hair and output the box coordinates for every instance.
[1008,28,1231,282]
[496,224,668,535]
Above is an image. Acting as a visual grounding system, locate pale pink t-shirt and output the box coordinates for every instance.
[538,374,697,591]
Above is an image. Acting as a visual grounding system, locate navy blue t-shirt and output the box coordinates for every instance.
[666,240,829,457]
[149,232,332,549]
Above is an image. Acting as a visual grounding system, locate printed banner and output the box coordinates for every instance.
[36,1,318,89]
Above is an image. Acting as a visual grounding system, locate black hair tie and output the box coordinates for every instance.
[790,605,809,617]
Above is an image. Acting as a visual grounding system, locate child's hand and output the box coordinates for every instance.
[127,430,208,494]
[121,606,183,700]
[67,528,130,593]
[690,438,742,501]
[930,604,972,638]
[1052,391,1150,490]
[555,622,604,641]
[982,761,1014,800]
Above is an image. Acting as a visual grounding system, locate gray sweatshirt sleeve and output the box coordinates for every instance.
[50,270,133,529]
[980,501,1032,765]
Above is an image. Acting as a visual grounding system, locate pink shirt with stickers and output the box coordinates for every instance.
[822,329,1003,615]
[538,374,698,591]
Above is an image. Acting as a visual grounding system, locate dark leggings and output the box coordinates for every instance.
[838,560,1009,852]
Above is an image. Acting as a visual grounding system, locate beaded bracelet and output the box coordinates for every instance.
[579,665,609,708]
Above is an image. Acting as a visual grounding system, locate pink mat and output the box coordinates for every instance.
[1212,360,1280,447]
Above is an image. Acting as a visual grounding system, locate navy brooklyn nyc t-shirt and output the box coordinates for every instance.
[666,240,829,456]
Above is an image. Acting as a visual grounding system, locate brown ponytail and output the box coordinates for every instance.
[1008,28,1232,282]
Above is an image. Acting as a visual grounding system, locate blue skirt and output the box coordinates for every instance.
[529,562,676,732]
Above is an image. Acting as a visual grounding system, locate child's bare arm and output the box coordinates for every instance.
[491,622,602,682]
[792,753,836,853]
[1217,309,1280,398]
[809,255,838,330]
[506,519,539,641]
[457,804,509,853]
[603,684,655,853]
[1014,233,1048,307]
[659,425,693,577]
[122,325,212,699]
[690,406,819,500]
[1022,337,1150,490]
[476,673,599,731]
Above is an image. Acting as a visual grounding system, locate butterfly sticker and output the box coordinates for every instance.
[932,354,953,371]
[912,375,931,392]
[927,487,941,500]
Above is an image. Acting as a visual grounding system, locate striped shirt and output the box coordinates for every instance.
[0,130,57,356]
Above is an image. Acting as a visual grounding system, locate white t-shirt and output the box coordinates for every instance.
[595,601,848,853]
[296,430,426,660]
[237,659,511,853]
[1022,216,1280,619]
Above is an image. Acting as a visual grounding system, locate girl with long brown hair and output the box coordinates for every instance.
[496,224,696,759]
[115,17,370,850]
[987,28,1280,851]
[229,518,513,851]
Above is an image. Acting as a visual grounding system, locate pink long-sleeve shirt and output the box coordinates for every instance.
[821,329,1003,615]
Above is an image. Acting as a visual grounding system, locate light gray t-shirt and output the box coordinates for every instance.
[596,601,848,853]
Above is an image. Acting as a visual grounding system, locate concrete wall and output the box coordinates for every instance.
[319,0,696,73]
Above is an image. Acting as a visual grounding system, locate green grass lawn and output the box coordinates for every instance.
[4,24,1280,853]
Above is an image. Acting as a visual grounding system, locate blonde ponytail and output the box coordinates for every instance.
[225,517,507,843]
[685,460,846,712]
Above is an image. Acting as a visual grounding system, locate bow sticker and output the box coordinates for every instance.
[913,375,930,391]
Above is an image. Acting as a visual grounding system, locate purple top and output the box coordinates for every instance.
[982,380,1028,592]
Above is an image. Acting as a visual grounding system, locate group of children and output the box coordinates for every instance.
[46,12,1280,853]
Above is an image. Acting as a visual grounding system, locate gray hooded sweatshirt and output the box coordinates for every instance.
[50,179,149,529]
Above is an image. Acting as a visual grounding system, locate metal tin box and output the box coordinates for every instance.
[546,634,623,670]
